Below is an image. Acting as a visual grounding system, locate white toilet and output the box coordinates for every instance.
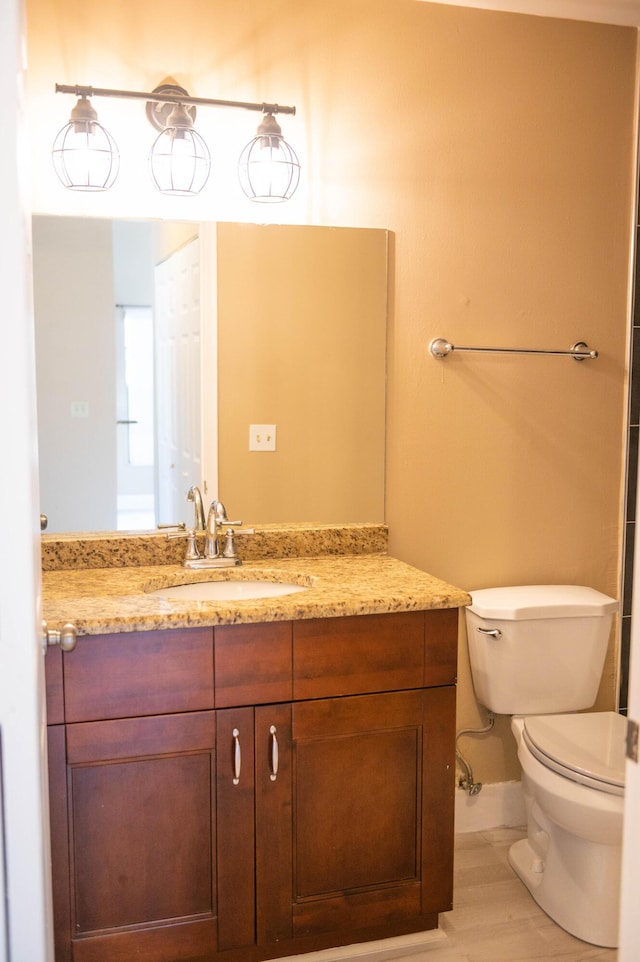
[465,584,625,948]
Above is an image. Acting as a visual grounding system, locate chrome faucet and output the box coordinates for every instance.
[203,501,222,559]
[181,499,254,568]
[203,500,244,559]
[186,486,206,530]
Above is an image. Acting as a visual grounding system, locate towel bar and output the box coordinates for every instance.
[429,338,598,361]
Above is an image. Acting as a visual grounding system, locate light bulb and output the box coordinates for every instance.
[238,113,300,202]
[52,97,119,191]
[149,103,211,195]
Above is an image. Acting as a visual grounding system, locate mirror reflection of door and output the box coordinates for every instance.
[115,305,155,529]
[154,236,202,526]
[33,216,119,533]
[33,217,209,534]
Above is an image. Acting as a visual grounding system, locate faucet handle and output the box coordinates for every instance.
[184,528,201,561]
[221,529,238,560]
[166,528,202,562]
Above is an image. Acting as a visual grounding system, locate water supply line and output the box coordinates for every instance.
[455,710,495,796]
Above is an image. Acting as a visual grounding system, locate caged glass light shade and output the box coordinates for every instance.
[149,102,211,195]
[52,96,119,191]
[238,112,300,202]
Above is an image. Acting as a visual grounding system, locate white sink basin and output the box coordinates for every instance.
[149,579,308,602]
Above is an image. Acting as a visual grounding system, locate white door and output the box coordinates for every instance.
[618,469,640,956]
[154,237,202,525]
[0,0,53,960]
[0,755,6,962]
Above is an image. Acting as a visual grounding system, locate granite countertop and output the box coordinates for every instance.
[41,524,471,636]
[42,556,470,636]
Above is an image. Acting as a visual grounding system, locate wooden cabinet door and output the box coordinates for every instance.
[289,687,455,941]
[217,704,295,953]
[255,703,294,946]
[246,689,455,951]
[215,707,256,951]
[51,711,218,962]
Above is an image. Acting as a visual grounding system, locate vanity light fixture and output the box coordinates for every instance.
[52,94,119,191]
[53,82,299,200]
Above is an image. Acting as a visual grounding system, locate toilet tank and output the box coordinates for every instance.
[465,585,617,715]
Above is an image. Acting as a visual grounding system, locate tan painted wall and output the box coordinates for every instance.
[25,0,637,784]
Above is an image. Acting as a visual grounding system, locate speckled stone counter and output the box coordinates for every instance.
[41,524,470,636]
[41,522,389,570]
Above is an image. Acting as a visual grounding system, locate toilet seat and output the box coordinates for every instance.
[522,711,626,797]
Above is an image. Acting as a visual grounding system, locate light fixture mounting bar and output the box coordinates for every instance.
[55,83,296,116]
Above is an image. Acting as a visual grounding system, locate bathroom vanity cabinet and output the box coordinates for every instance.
[45,609,458,962]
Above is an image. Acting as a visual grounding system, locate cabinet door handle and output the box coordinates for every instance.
[232,728,241,784]
[269,725,278,781]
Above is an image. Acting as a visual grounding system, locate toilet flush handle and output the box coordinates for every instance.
[476,627,502,639]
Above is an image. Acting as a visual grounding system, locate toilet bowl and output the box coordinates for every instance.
[464,585,623,947]
[510,712,625,948]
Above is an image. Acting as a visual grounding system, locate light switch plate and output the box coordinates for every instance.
[249,424,276,451]
[70,401,89,418]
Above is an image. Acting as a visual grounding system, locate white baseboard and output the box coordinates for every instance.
[455,780,526,834]
[272,929,447,962]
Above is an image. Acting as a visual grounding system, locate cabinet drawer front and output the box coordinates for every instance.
[424,607,458,687]
[293,612,424,699]
[64,628,214,722]
[215,622,293,707]
[66,710,217,764]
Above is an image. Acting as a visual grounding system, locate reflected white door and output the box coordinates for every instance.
[116,305,155,529]
[154,237,202,525]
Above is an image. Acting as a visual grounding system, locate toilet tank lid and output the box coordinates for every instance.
[466,585,618,620]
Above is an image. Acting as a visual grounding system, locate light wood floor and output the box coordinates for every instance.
[409,827,618,962]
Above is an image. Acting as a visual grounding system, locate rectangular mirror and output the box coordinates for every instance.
[33,216,388,533]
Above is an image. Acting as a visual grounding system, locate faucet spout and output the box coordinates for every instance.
[186,486,206,531]
[210,500,230,524]
[204,502,222,558]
